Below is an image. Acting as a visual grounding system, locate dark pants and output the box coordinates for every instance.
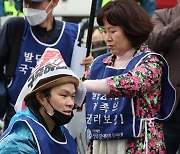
[164,103,180,154]
[3,104,16,131]
[164,134,180,154]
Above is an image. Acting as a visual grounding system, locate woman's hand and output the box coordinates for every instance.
[80,55,94,70]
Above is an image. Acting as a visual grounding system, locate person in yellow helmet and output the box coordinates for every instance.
[3,0,23,16]
[101,0,110,7]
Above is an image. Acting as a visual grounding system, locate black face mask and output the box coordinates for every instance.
[51,109,73,126]
[44,98,74,126]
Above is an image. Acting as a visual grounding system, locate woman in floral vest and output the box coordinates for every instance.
[83,0,176,153]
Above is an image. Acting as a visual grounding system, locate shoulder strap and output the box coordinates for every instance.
[6,17,25,82]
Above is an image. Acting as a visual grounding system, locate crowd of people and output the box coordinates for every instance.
[0,0,179,153]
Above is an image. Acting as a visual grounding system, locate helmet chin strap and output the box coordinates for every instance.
[42,97,55,116]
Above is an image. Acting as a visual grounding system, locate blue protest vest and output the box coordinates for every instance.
[8,18,79,106]
[86,52,175,140]
[0,114,77,154]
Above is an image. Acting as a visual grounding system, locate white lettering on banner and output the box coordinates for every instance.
[89,111,124,125]
[24,52,34,63]
[120,114,124,124]
[92,133,99,139]
[89,94,126,125]
[92,132,124,140]
[100,94,107,100]
[92,129,100,133]
[86,114,93,124]
[94,114,101,124]
[103,115,112,124]
[19,64,28,74]
[112,101,119,112]
[100,102,109,113]
[29,66,34,71]
[114,114,117,125]
[35,54,41,63]
[92,93,97,100]
[96,93,101,100]
[98,133,112,140]
[113,114,124,125]
[93,102,98,111]
[112,132,124,138]
[92,93,106,100]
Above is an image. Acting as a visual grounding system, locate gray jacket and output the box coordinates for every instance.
[147,4,180,107]
[146,4,180,131]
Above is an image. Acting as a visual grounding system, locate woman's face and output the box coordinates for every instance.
[46,83,76,116]
[102,20,132,56]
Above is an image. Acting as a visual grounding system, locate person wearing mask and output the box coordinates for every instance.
[0,48,86,154]
[0,0,92,130]
[146,0,180,153]
[83,0,176,153]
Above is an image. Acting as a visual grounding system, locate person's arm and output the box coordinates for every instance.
[0,122,38,154]
[83,78,110,94]
[83,54,163,97]
[146,8,180,53]
[80,56,93,70]
[0,135,38,154]
[0,17,17,79]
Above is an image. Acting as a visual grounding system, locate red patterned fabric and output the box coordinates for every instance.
[156,0,177,9]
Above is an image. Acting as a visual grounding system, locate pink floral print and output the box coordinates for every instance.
[85,44,166,154]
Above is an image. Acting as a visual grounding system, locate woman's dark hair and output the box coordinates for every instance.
[97,0,153,48]
[25,89,51,113]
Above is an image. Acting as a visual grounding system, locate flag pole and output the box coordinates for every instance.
[86,0,98,57]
